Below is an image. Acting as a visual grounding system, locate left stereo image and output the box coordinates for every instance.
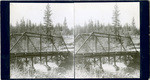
[10,3,74,78]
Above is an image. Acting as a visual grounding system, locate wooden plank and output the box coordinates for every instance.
[75,51,138,57]
[10,51,69,57]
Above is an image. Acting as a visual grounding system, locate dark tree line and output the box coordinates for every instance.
[10,18,73,36]
[10,4,73,36]
[74,20,139,36]
[75,4,140,37]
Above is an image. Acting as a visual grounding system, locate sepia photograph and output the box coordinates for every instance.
[10,3,74,78]
[10,2,140,79]
[74,2,140,78]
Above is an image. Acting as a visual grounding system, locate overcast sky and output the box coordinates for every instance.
[10,2,140,29]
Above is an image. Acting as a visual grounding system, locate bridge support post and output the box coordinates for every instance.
[94,58,96,67]
[25,57,28,66]
[51,37,54,51]
[113,56,116,66]
[99,57,103,72]
[56,55,59,65]
[51,56,53,62]
[31,57,34,68]
[119,55,121,62]
[124,55,127,65]
[45,56,48,65]
[40,34,42,63]
[108,34,110,64]
[30,57,35,76]
[15,57,18,67]
[26,35,29,66]
[95,36,97,53]
[113,56,119,71]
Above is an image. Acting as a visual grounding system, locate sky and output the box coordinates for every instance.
[10,2,140,29]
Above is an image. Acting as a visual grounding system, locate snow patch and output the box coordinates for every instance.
[116,62,127,68]
[34,64,48,72]
[47,62,58,68]
[34,62,58,72]
[102,64,116,72]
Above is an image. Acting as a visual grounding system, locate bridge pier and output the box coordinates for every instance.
[124,55,127,65]
[119,55,121,62]
[113,56,116,66]
[55,55,59,65]
[25,57,28,66]
[108,56,110,64]
[99,57,104,72]
[45,56,48,65]
[113,56,119,71]
[15,57,18,67]
[31,57,34,69]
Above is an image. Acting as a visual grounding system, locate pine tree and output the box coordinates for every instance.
[112,4,120,35]
[131,17,137,35]
[62,17,70,35]
[44,3,53,35]
[132,17,135,28]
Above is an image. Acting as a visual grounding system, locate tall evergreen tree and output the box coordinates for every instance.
[44,3,53,35]
[62,17,70,35]
[131,17,138,35]
[132,17,136,28]
[112,4,120,35]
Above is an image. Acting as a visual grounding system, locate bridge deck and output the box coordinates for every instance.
[10,51,70,57]
[75,51,139,57]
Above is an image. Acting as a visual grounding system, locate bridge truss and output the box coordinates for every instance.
[75,32,140,70]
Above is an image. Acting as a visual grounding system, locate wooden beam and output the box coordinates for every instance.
[10,32,26,51]
[74,34,81,42]
[49,37,58,52]
[12,35,26,52]
[128,36,138,52]
[76,32,93,54]
[95,36,97,53]
[80,35,94,54]
[61,36,69,53]
[96,37,107,52]
[10,32,62,38]
[93,32,129,38]
[40,34,42,62]
[117,36,126,51]
[26,35,29,52]
[108,35,110,53]
[28,37,38,52]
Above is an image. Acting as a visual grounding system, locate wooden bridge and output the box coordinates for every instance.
[75,32,140,70]
[10,31,140,71]
[10,32,72,69]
